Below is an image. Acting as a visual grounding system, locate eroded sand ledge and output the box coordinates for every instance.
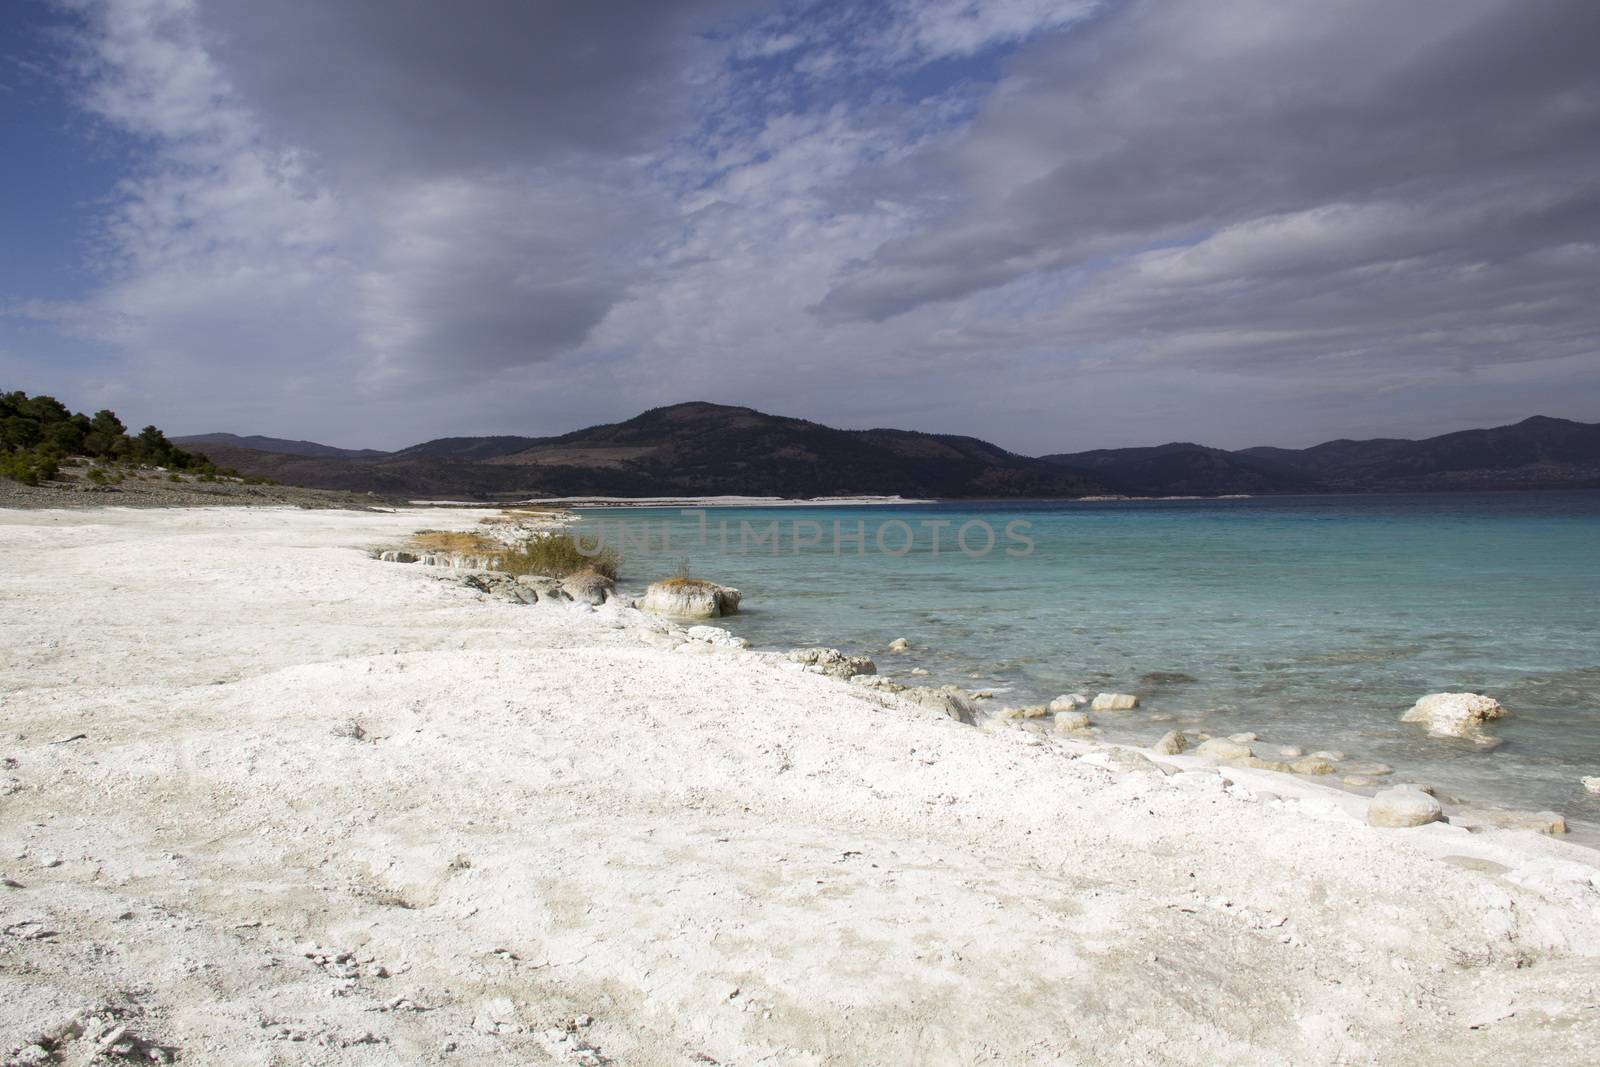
[2,507,1599,1064]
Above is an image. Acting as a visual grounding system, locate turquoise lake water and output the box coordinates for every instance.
[577,492,1600,833]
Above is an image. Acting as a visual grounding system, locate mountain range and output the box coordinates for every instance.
[175,405,1600,500]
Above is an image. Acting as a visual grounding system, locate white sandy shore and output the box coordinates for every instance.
[2,507,1599,1065]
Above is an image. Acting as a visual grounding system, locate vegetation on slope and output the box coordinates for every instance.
[1,389,243,486]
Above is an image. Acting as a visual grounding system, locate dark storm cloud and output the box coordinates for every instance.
[194,0,750,175]
[816,0,1600,326]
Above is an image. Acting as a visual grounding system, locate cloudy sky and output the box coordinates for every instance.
[3,0,1598,452]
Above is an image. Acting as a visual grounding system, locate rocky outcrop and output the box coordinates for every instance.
[1367,786,1443,828]
[900,685,978,725]
[1090,693,1139,711]
[514,575,570,602]
[561,572,615,606]
[787,647,876,679]
[994,705,1050,720]
[1449,808,1568,835]
[1401,692,1506,740]
[638,579,741,618]
[450,571,563,604]
[1151,730,1187,755]
[686,625,750,649]
[1080,749,1172,776]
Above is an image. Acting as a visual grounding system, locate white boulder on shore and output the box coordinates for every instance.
[1367,786,1443,828]
[638,578,741,618]
[1194,737,1252,762]
[1401,692,1505,740]
[1054,711,1092,732]
[560,572,615,606]
[1151,730,1187,755]
[1091,692,1139,711]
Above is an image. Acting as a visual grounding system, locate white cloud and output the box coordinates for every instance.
[8,0,1599,451]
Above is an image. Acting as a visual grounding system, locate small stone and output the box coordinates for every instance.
[1289,756,1336,776]
[1150,730,1187,756]
[1235,756,1293,772]
[1053,711,1091,733]
[1091,693,1139,712]
[1367,786,1443,828]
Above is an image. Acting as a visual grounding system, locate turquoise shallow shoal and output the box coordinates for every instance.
[576,491,1600,835]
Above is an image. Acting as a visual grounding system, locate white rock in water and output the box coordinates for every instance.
[1151,730,1187,755]
[1277,746,1305,758]
[888,637,910,651]
[1053,711,1091,733]
[1048,694,1087,712]
[1091,693,1139,711]
[1584,777,1600,794]
[1367,786,1442,828]
[1194,738,1252,762]
[1289,756,1336,776]
[1401,692,1506,739]
[639,579,741,618]
[1228,732,1257,744]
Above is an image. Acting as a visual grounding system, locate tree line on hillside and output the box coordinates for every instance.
[0,389,232,486]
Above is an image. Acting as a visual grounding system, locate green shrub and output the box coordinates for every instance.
[167,472,184,483]
[0,448,59,486]
[86,466,109,485]
[498,532,620,580]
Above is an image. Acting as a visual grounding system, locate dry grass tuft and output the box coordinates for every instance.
[482,508,566,524]
[499,532,620,580]
[656,576,719,590]
[409,530,500,556]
